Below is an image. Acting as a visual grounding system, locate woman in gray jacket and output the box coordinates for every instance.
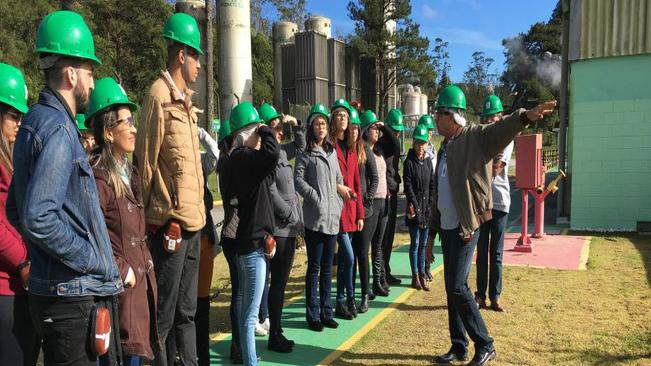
[260,103,305,352]
[294,103,350,332]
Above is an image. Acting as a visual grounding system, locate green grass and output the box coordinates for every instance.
[331,234,651,365]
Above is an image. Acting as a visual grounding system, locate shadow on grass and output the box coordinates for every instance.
[629,234,651,286]
[334,350,435,365]
[579,329,651,366]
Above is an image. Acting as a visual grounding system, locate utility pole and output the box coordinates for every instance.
[206,0,215,128]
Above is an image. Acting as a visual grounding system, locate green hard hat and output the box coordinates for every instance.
[229,101,261,132]
[0,63,28,114]
[163,13,204,56]
[86,77,138,121]
[435,84,466,111]
[35,10,101,64]
[331,98,351,115]
[385,108,404,132]
[417,114,434,130]
[219,119,231,143]
[350,109,361,126]
[211,119,220,133]
[75,114,87,131]
[412,124,429,143]
[482,94,503,116]
[360,110,378,128]
[307,103,330,124]
[259,103,281,125]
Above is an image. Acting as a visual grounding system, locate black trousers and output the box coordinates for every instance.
[267,236,296,335]
[382,191,399,277]
[30,294,120,366]
[367,198,388,286]
[0,294,39,366]
[150,227,200,366]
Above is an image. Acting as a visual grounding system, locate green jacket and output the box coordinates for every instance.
[431,109,531,238]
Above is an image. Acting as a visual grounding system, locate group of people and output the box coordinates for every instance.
[0,8,557,366]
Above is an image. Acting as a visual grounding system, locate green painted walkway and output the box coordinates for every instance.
[210,240,443,365]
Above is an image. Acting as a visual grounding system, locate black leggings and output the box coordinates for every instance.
[354,198,387,293]
[267,236,296,335]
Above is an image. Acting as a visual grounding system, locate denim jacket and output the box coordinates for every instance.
[6,88,122,297]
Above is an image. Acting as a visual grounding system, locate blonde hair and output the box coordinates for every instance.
[88,108,131,198]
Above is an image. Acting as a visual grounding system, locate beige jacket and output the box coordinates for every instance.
[431,109,530,238]
[135,72,206,232]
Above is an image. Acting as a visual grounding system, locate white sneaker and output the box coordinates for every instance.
[255,321,268,336]
[261,317,270,332]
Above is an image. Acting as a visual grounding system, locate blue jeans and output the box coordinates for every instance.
[238,248,267,366]
[122,355,141,366]
[441,228,494,354]
[222,242,242,345]
[476,210,508,301]
[304,229,337,323]
[336,232,355,303]
[408,225,428,275]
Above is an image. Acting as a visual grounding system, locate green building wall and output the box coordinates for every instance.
[569,53,651,231]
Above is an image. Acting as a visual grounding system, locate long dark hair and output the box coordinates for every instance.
[306,116,333,154]
[328,108,355,150]
[88,107,131,198]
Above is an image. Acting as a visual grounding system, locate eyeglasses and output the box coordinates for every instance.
[436,110,451,117]
[334,112,348,119]
[116,116,135,128]
[5,111,22,122]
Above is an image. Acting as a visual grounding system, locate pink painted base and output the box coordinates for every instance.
[485,233,589,270]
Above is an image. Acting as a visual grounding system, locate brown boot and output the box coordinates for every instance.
[490,299,504,312]
[475,295,487,309]
[411,274,422,290]
[418,274,430,291]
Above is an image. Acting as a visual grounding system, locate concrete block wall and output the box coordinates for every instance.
[569,53,651,231]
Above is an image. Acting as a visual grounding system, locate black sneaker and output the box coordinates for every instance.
[321,318,339,329]
[307,320,324,332]
[386,273,402,285]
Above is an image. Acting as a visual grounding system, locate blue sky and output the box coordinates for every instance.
[268,0,558,82]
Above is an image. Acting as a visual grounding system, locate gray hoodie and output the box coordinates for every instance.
[271,125,306,237]
[294,144,343,235]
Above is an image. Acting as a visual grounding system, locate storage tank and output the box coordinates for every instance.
[402,84,420,116]
[219,0,253,122]
[304,16,332,38]
[420,92,428,115]
[273,21,298,108]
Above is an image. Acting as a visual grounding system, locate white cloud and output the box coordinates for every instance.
[436,28,502,50]
[422,4,438,19]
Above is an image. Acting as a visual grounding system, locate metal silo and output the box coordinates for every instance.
[419,89,428,115]
[295,31,329,106]
[403,84,421,117]
[328,38,346,104]
[304,16,332,38]
[281,43,296,113]
[273,21,298,109]
[345,45,361,102]
[219,0,253,121]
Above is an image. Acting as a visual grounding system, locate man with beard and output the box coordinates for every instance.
[6,10,123,365]
[134,12,205,366]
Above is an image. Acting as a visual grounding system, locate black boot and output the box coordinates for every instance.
[268,331,293,353]
[335,300,354,320]
[230,342,243,364]
[358,295,369,313]
[373,282,389,297]
[347,297,358,318]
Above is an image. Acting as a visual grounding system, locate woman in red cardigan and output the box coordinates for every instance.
[329,99,364,320]
[0,63,38,366]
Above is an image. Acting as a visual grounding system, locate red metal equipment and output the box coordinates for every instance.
[514,134,565,252]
